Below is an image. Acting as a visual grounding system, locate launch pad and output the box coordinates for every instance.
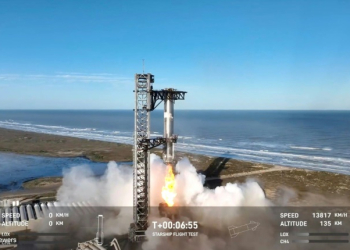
[129,73,186,242]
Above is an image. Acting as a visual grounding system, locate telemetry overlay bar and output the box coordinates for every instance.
[294,240,349,243]
[296,232,349,236]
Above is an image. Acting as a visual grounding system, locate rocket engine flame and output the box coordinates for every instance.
[161,164,176,207]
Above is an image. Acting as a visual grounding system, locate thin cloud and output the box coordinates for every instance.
[0,73,132,84]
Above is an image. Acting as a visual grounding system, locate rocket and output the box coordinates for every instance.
[163,89,177,166]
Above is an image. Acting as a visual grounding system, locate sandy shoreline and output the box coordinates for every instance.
[1,127,350,205]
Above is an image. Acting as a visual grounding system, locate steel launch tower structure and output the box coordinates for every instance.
[130,73,186,242]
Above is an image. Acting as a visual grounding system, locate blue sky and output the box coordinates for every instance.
[0,0,349,110]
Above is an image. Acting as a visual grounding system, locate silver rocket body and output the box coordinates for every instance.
[163,97,175,164]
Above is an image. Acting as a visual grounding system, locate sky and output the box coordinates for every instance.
[0,0,349,110]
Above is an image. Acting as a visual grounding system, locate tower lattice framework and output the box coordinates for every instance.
[130,73,153,242]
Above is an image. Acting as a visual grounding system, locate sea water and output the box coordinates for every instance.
[0,110,349,177]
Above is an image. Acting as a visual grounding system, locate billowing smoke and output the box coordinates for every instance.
[57,162,133,206]
[31,154,346,250]
[174,157,269,207]
[56,161,134,235]
[53,155,271,241]
[56,154,270,208]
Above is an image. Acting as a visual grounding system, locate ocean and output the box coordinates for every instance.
[0,110,349,175]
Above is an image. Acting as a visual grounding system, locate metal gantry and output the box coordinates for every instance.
[130,73,153,242]
[129,73,186,242]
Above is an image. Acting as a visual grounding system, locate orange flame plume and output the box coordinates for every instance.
[162,164,176,207]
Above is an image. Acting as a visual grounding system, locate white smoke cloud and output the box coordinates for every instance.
[56,162,134,236]
[32,153,348,250]
[174,157,269,207]
[150,155,168,206]
[57,162,133,207]
[54,154,271,248]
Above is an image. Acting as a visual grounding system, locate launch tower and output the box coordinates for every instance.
[129,73,186,242]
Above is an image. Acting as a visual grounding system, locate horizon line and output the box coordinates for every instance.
[1,109,350,111]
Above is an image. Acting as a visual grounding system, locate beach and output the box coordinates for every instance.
[1,127,350,206]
